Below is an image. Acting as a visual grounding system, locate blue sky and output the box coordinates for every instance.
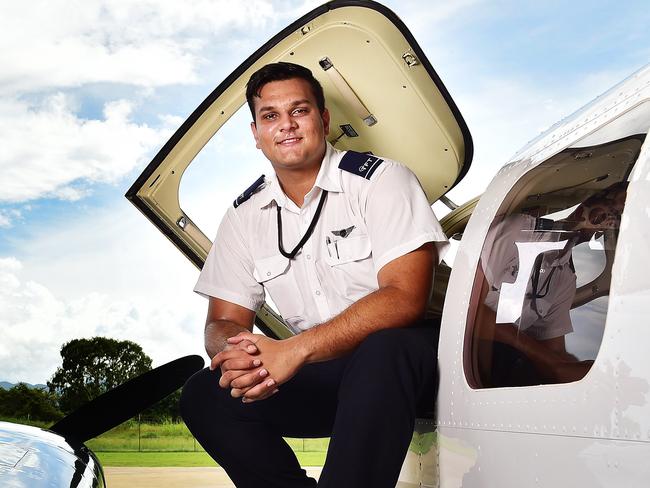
[1,0,649,384]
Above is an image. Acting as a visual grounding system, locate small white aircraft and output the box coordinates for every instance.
[429,66,650,488]
[2,1,648,487]
[125,1,650,487]
[404,62,650,488]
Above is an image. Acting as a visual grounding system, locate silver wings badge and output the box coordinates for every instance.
[332,226,355,238]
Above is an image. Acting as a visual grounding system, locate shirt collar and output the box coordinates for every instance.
[258,142,342,209]
[258,172,285,209]
[314,142,343,193]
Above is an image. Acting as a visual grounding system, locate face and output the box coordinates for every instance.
[569,188,627,232]
[250,78,330,174]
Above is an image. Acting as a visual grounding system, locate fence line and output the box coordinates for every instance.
[86,416,329,453]
[3,415,329,453]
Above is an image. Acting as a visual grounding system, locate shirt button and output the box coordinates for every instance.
[306,254,311,260]
[315,290,321,296]
[267,272,271,276]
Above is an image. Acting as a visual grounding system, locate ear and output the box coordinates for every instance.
[250,121,261,149]
[322,108,330,136]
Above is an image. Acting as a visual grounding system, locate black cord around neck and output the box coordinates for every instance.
[277,190,328,260]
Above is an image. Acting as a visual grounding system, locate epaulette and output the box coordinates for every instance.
[233,174,266,208]
[338,150,384,180]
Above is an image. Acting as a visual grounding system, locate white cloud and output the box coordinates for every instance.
[0,0,314,207]
[0,248,207,385]
[0,94,173,203]
[0,209,21,228]
[0,256,22,274]
[0,0,279,94]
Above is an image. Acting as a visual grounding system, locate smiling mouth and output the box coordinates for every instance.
[278,137,302,145]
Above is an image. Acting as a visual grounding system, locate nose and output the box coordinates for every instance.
[279,112,298,131]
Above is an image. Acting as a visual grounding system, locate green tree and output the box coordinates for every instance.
[47,337,152,414]
[0,383,62,422]
[142,389,182,422]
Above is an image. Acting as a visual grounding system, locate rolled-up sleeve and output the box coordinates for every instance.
[194,208,265,312]
[365,163,449,274]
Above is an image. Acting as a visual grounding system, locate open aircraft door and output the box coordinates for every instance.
[434,66,650,487]
[126,0,472,340]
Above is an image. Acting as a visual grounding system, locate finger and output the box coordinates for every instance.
[212,348,254,370]
[236,340,258,354]
[221,368,266,390]
[222,357,262,372]
[227,331,256,344]
[211,350,237,370]
[210,355,220,371]
[228,338,258,354]
[229,382,275,399]
[219,368,250,388]
[244,387,279,403]
[221,366,270,389]
[230,368,270,390]
[243,386,279,403]
[242,378,277,402]
[219,358,264,386]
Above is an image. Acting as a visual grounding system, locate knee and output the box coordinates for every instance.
[348,330,408,376]
[352,327,438,374]
[180,367,220,427]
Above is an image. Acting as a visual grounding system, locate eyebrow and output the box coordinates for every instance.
[257,99,313,114]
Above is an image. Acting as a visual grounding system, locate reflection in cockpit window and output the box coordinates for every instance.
[572,240,606,286]
[465,136,641,389]
[567,296,608,361]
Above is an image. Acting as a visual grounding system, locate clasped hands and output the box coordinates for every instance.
[210,332,303,403]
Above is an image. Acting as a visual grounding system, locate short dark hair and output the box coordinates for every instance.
[245,62,325,121]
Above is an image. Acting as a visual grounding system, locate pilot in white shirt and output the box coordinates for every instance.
[195,142,449,332]
[182,61,448,488]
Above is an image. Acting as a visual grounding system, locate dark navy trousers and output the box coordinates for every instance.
[180,324,439,488]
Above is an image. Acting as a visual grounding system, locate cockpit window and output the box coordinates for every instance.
[464,135,643,388]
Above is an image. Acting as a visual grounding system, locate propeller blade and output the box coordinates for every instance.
[49,355,204,443]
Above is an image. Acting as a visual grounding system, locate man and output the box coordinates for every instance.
[181,62,449,488]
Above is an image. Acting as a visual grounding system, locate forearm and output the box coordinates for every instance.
[205,320,252,359]
[289,283,428,364]
[493,325,580,383]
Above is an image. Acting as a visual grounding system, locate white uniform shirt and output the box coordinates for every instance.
[195,143,449,333]
[481,214,576,340]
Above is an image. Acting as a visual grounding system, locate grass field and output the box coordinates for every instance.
[96,450,327,467]
[2,417,329,467]
[86,420,199,452]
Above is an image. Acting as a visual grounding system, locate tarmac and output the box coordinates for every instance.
[104,466,323,487]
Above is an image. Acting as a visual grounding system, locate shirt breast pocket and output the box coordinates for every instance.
[323,235,376,301]
[253,255,304,327]
[325,235,372,266]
